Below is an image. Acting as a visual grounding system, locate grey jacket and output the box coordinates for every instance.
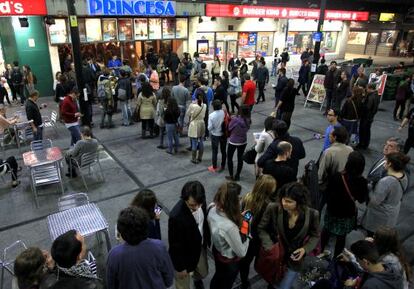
[363,174,408,233]
[66,138,99,164]
[318,142,353,184]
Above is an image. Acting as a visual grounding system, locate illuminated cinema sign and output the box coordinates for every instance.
[206,4,369,21]
[0,0,47,15]
[88,0,176,16]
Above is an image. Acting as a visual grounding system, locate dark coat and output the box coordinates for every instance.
[316,64,329,75]
[274,75,288,100]
[361,91,380,121]
[168,199,210,273]
[258,203,320,271]
[298,65,310,84]
[324,68,341,90]
[116,77,133,100]
[341,98,362,120]
[257,133,306,177]
[50,272,103,289]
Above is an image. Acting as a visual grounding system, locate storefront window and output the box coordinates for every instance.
[257,32,274,57]
[347,32,367,45]
[287,32,313,53]
[197,33,214,61]
[379,30,398,46]
[134,19,148,40]
[321,32,338,53]
[162,18,175,39]
[238,32,257,58]
[49,19,68,44]
[102,19,117,41]
[118,19,133,41]
[85,19,102,42]
[367,33,379,45]
[78,19,87,43]
[175,18,188,39]
[148,18,162,40]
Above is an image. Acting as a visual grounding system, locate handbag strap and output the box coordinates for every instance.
[350,100,359,119]
[341,173,355,203]
[189,104,204,124]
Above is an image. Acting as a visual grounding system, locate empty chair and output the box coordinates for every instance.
[69,151,105,191]
[58,192,89,211]
[42,111,58,136]
[30,139,53,151]
[30,162,64,207]
[0,240,27,289]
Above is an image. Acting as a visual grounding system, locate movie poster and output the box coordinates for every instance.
[118,19,133,41]
[306,74,326,104]
[134,19,148,40]
[102,19,117,41]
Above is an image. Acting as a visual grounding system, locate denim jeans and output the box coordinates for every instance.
[67,125,81,146]
[33,126,43,141]
[178,105,186,130]
[165,123,179,152]
[278,268,298,289]
[191,137,204,151]
[120,100,130,125]
[211,135,227,169]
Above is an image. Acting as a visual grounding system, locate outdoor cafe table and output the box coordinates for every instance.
[22,147,63,167]
[13,111,32,150]
[47,203,112,252]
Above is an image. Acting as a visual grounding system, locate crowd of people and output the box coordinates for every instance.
[0,47,413,289]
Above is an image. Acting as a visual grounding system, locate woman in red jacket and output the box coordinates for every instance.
[61,87,82,146]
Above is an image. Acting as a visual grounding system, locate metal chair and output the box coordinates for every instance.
[0,162,16,187]
[22,127,33,144]
[0,240,27,289]
[58,192,89,211]
[70,152,105,191]
[42,111,58,136]
[30,161,64,207]
[30,139,53,151]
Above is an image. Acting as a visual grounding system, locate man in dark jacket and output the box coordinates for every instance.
[168,181,209,289]
[316,58,329,75]
[255,60,269,103]
[280,48,290,65]
[348,240,403,289]
[116,69,133,126]
[300,48,310,61]
[258,120,306,178]
[274,67,288,107]
[51,230,103,289]
[297,60,310,96]
[324,61,341,114]
[25,90,43,140]
[170,52,180,85]
[357,83,380,149]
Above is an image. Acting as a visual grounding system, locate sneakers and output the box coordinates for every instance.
[208,166,217,173]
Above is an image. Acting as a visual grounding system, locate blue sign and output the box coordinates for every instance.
[88,0,176,16]
[248,32,257,46]
[312,32,323,42]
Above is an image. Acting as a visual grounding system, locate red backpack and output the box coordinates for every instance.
[222,111,231,138]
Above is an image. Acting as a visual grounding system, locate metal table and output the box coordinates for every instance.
[23,147,63,167]
[47,203,111,252]
[13,111,32,150]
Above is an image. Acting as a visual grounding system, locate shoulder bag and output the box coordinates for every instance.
[341,173,358,229]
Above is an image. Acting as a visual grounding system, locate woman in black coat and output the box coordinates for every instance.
[275,78,298,129]
[297,60,310,96]
[320,151,368,257]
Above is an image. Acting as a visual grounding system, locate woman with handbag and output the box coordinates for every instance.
[240,175,277,289]
[137,83,157,138]
[320,151,369,258]
[226,105,251,182]
[258,182,320,289]
[228,70,241,114]
[186,90,207,163]
[362,152,409,236]
[254,116,275,178]
[208,181,250,289]
[340,86,363,143]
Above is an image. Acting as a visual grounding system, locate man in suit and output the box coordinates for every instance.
[168,181,209,289]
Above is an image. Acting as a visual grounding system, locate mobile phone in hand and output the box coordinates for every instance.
[154,205,162,215]
[240,210,253,235]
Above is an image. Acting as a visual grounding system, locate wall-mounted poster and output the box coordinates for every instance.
[248,32,257,46]
[238,32,256,58]
[162,18,175,39]
[78,18,87,42]
[102,19,117,41]
[380,30,398,46]
[134,19,148,40]
[148,18,162,39]
[175,18,188,39]
[49,19,68,44]
[85,18,102,42]
[118,19,132,41]
[197,40,209,54]
[347,31,367,45]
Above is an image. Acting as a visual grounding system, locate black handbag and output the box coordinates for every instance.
[243,145,257,164]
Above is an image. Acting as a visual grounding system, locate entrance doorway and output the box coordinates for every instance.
[216,40,237,70]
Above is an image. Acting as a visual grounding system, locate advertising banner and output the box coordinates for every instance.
[0,0,47,15]
[304,74,326,110]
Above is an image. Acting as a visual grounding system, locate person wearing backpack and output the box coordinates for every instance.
[11,61,24,104]
[97,69,114,129]
[116,69,133,126]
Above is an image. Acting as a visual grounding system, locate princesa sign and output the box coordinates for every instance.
[88,0,176,16]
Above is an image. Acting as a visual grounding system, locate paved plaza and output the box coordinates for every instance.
[0,69,413,288]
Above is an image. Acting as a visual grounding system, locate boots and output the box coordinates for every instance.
[191,151,198,164]
[197,149,204,163]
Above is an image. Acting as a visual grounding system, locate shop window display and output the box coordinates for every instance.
[162,18,176,39]
[149,18,162,39]
[257,32,274,57]
[103,19,117,41]
[379,30,398,46]
[49,19,68,44]
[175,18,188,39]
[197,33,215,61]
[78,19,87,43]
[347,31,368,45]
[85,18,102,42]
[134,19,148,40]
[238,32,257,58]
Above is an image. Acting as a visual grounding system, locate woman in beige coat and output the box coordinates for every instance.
[186,90,207,163]
[137,83,157,138]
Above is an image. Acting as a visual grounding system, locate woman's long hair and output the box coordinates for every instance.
[167,97,179,115]
[374,227,412,282]
[243,175,276,217]
[214,182,242,226]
